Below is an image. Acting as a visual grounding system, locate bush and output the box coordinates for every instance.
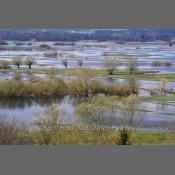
[0,41,8,45]
[89,80,106,94]
[0,61,10,69]
[151,61,172,67]
[33,104,66,145]
[39,44,51,49]
[164,61,172,66]
[0,79,67,98]
[116,128,131,145]
[15,42,24,46]
[67,79,87,95]
[0,116,31,145]
[43,51,57,58]
[106,84,134,96]
[0,79,26,97]
[31,79,67,96]
[0,78,138,98]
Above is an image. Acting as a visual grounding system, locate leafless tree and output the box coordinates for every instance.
[76,94,117,127]
[77,59,83,68]
[119,95,143,130]
[104,58,118,75]
[25,56,35,69]
[0,115,30,145]
[0,61,10,69]
[158,78,168,96]
[12,56,23,69]
[62,58,68,69]
[77,68,92,96]
[126,57,138,74]
[33,104,66,144]
[116,95,144,144]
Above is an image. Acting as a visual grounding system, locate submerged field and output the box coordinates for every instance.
[0,40,175,144]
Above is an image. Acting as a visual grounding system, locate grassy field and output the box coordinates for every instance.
[142,96,175,101]
[42,130,175,145]
[4,128,175,145]
[1,68,175,81]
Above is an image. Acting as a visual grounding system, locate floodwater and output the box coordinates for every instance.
[0,41,175,130]
[0,95,174,130]
[1,41,175,72]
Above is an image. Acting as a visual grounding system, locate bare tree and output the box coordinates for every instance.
[25,56,35,69]
[76,94,117,126]
[62,58,68,69]
[12,56,23,69]
[0,61,10,69]
[104,58,118,76]
[33,104,66,145]
[77,59,83,68]
[158,78,168,96]
[117,95,144,144]
[126,57,138,74]
[77,68,92,96]
[0,115,30,145]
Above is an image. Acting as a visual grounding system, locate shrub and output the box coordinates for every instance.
[164,61,172,66]
[31,79,67,96]
[15,42,24,46]
[39,44,51,50]
[33,104,66,144]
[116,128,131,145]
[0,79,67,98]
[0,79,26,97]
[151,61,172,67]
[67,79,87,95]
[43,51,57,58]
[89,80,106,94]
[0,116,31,145]
[106,84,133,96]
[0,61,10,69]
[0,41,8,45]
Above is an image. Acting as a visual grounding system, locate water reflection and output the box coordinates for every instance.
[0,96,64,109]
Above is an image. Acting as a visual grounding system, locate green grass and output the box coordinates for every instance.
[39,69,175,82]
[158,112,175,116]
[135,131,169,143]
[0,69,42,74]
[0,114,175,145]
[0,68,175,82]
[142,96,175,102]
[102,52,130,57]
[135,109,153,112]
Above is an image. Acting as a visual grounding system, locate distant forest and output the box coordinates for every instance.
[0,29,175,42]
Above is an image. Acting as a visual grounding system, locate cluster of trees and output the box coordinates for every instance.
[12,56,35,69]
[61,58,84,69]
[0,56,36,70]
[151,61,172,67]
[104,57,138,75]
[0,29,174,42]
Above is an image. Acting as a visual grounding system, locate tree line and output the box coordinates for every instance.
[0,29,174,42]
